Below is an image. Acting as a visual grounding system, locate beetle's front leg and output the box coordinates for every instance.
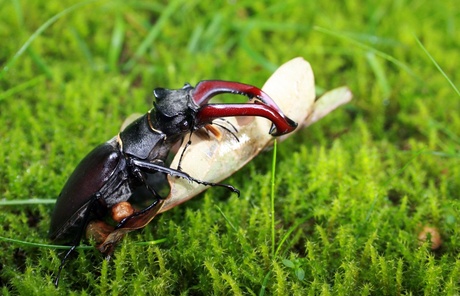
[132,165,165,200]
[131,159,240,196]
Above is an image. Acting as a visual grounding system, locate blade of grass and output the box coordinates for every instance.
[420,151,460,158]
[366,52,391,98]
[270,139,277,258]
[0,235,166,249]
[414,35,460,97]
[26,47,53,78]
[122,0,184,71]
[239,37,278,73]
[314,26,421,81]
[274,217,310,258]
[259,271,272,296]
[10,0,53,79]
[108,13,125,72]
[215,205,238,233]
[258,140,278,295]
[131,238,167,246]
[0,76,45,102]
[0,236,93,250]
[237,20,310,72]
[0,0,101,80]
[70,26,95,70]
[0,198,55,205]
[429,119,460,146]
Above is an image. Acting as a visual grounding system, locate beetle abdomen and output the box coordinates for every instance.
[49,138,124,242]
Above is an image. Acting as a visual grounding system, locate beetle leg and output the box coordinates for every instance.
[197,103,297,136]
[54,244,76,286]
[131,159,240,196]
[132,167,164,200]
[97,198,166,256]
[98,154,243,255]
[115,198,161,229]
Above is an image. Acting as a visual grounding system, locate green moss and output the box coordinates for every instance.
[1,0,459,294]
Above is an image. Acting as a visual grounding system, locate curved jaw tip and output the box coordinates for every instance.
[269,118,298,136]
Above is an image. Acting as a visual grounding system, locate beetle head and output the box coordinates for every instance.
[152,84,200,140]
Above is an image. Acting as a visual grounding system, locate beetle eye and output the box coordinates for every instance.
[179,120,190,131]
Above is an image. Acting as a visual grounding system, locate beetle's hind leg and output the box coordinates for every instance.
[97,192,166,256]
[54,245,76,287]
[114,197,163,230]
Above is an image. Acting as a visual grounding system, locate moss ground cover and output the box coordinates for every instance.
[1,0,459,294]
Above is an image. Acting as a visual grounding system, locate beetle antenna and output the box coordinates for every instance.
[214,117,238,134]
[176,118,239,170]
[212,121,240,143]
[177,132,193,171]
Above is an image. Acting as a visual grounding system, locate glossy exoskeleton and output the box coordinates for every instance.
[49,80,297,285]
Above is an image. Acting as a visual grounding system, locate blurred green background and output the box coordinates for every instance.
[1,0,459,294]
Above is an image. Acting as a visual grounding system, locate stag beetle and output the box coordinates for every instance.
[49,80,297,285]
